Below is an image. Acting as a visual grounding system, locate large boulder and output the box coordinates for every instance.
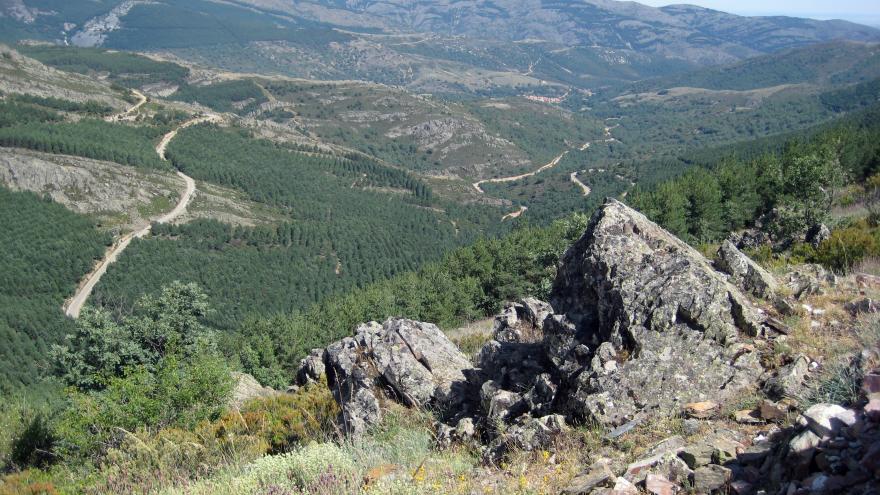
[324,318,473,435]
[715,240,778,299]
[549,199,764,425]
[229,372,277,409]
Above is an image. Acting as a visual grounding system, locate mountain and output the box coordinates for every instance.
[234,0,880,64]
[2,0,878,94]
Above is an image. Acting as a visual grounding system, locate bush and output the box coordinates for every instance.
[55,353,232,459]
[813,225,880,273]
[0,470,57,495]
[8,415,56,470]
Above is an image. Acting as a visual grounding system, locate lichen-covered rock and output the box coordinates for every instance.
[485,414,568,462]
[763,355,809,400]
[324,318,473,435]
[549,199,764,425]
[294,348,326,386]
[715,240,778,299]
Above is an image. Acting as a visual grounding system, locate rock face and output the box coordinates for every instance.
[547,199,764,424]
[323,318,473,435]
[715,240,778,299]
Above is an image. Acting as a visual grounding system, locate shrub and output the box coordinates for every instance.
[813,226,880,273]
[8,415,56,470]
[0,470,57,495]
[210,381,340,454]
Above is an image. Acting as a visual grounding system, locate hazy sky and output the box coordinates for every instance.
[638,0,880,25]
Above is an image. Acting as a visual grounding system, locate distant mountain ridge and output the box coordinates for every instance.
[2,0,879,68]
[240,0,880,64]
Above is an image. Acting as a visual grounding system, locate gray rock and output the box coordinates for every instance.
[294,348,325,385]
[715,240,778,299]
[562,459,614,494]
[324,318,473,435]
[485,388,526,423]
[763,355,809,400]
[485,414,569,461]
[625,437,691,484]
[844,298,879,316]
[797,403,858,439]
[550,199,764,425]
[806,224,831,248]
[679,443,715,469]
[229,372,277,409]
[455,417,476,439]
[785,264,836,300]
[694,465,731,493]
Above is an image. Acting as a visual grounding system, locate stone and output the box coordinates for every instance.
[229,372,277,408]
[759,400,787,422]
[789,430,821,458]
[644,473,677,495]
[678,443,715,469]
[610,477,639,495]
[845,298,879,316]
[485,414,569,462]
[763,355,809,400]
[785,265,835,300]
[866,398,880,422]
[625,444,692,485]
[694,465,731,493]
[324,318,473,435]
[294,348,325,385]
[734,409,762,424]
[684,401,719,419]
[456,417,476,439]
[806,224,831,248]
[551,199,764,425]
[563,459,614,494]
[715,240,778,298]
[798,403,858,439]
[729,480,754,495]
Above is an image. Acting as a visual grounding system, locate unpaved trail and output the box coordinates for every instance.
[569,171,591,196]
[106,89,147,122]
[472,148,574,193]
[472,119,620,197]
[501,205,528,221]
[64,114,217,318]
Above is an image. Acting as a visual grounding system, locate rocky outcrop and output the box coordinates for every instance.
[715,240,778,299]
[323,318,473,435]
[545,199,764,425]
[309,198,774,456]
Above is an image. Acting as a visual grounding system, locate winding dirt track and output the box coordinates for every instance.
[106,89,147,122]
[64,114,215,318]
[569,171,591,196]
[474,118,620,219]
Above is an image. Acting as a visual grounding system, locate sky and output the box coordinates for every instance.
[638,0,880,26]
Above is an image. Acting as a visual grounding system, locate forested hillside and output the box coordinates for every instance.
[0,188,109,394]
[89,124,504,326]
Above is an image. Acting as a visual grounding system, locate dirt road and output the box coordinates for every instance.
[64,114,213,318]
[106,89,147,122]
[569,171,591,196]
[501,205,528,221]
[472,149,574,193]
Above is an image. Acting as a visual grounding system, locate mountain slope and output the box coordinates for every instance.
[2,0,878,93]
[238,0,880,64]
